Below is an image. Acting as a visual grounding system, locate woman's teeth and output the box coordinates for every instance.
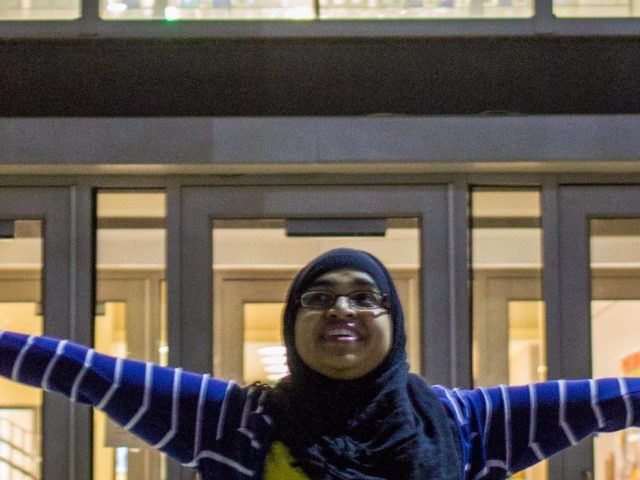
[323,328,360,341]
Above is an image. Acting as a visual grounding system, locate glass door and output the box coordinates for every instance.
[0,188,72,480]
[555,186,640,480]
[94,190,168,480]
[176,185,468,389]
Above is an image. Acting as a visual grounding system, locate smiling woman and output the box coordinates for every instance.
[3,248,640,480]
[264,249,460,479]
[293,269,393,380]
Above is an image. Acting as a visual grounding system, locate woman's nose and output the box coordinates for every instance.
[327,296,356,318]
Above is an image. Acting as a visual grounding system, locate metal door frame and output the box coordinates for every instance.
[176,184,470,388]
[0,188,74,480]
[546,185,640,480]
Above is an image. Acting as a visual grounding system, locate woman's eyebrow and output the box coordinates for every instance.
[352,277,377,288]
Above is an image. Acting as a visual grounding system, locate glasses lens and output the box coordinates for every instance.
[350,292,383,309]
[301,291,335,308]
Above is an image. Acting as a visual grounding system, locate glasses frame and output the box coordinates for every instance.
[298,290,390,310]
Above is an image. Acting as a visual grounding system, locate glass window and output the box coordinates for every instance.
[212,218,421,384]
[0,0,80,19]
[554,0,637,17]
[0,220,43,480]
[99,0,530,19]
[590,219,640,480]
[320,0,532,19]
[94,191,167,480]
[471,189,546,480]
[100,0,314,21]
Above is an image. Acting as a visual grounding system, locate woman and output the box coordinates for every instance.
[1,248,639,479]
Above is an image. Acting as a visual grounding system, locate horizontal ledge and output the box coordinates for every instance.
[4,161,640,175]
[2,17,640,37]
[2,115,640,168]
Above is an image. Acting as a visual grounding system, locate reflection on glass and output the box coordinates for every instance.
[0,220,43,480]
[591,219,640,480]
[472,189,546,480]
[508,301,546,385]
[244,303,287,384]
[212,218,421,384]
[94,191,167,480]
[0,0,79,19]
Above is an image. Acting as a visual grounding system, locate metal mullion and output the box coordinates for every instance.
[69,185,95,480]
[41,189,73,480]
[448,180,471,389]
[541,180,562,380]
[180,187,213,374]
[166,183,183,369]
[532,0,555,34]
[165,182,196,480]
[80,0,100,33]
[553,185,600,480]
[420,185,453,386]
[541,181,565,480]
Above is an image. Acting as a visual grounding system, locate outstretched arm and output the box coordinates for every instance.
[0,330,250,470]
[436,378,640,479]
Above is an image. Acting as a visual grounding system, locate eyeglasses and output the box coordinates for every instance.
[298,290,389,310]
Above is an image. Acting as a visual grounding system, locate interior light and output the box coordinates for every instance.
[106,2,128,12]
[164,6,181,19]
[260,355,287,365]
[258,346,287,356]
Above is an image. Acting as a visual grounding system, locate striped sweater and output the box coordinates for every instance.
[1,330,638,479]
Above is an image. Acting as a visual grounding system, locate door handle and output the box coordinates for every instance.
[582,470,593,480]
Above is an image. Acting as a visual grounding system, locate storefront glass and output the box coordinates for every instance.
[591,219,640,480]
[99,0,531,20]
[0,0,79,19]
[471,188,547,480]
[93,191,168,480]
[211,218,421,384]
[0,220,43,480]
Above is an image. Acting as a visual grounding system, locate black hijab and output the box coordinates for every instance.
[264,248,462,480]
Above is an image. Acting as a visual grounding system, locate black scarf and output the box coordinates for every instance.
[264,248,462,480]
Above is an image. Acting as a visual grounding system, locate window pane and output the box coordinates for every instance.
[590,219,640,480]
[244,303,287,384]
[212,218,420,384]
[471,189,546,480]
[320,0,532,19]
[100,0,314,20]
[100,0,530,19]
[94,191,167,480]
[0,220,43,480]
[554,0,637,17]
[0,0,80,19]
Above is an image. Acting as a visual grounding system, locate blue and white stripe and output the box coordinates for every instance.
[3,331,640,479]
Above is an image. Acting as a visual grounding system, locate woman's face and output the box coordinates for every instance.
[294,268,393,380]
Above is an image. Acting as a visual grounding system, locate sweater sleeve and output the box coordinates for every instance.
[0,330,246,469]
[436,378,640,479]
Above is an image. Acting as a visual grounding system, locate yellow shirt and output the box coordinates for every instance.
[263,441,310,480]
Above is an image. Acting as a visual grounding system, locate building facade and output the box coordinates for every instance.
[2,5,640,479]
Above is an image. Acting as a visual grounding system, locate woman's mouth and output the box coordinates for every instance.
[321,327,362,343]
